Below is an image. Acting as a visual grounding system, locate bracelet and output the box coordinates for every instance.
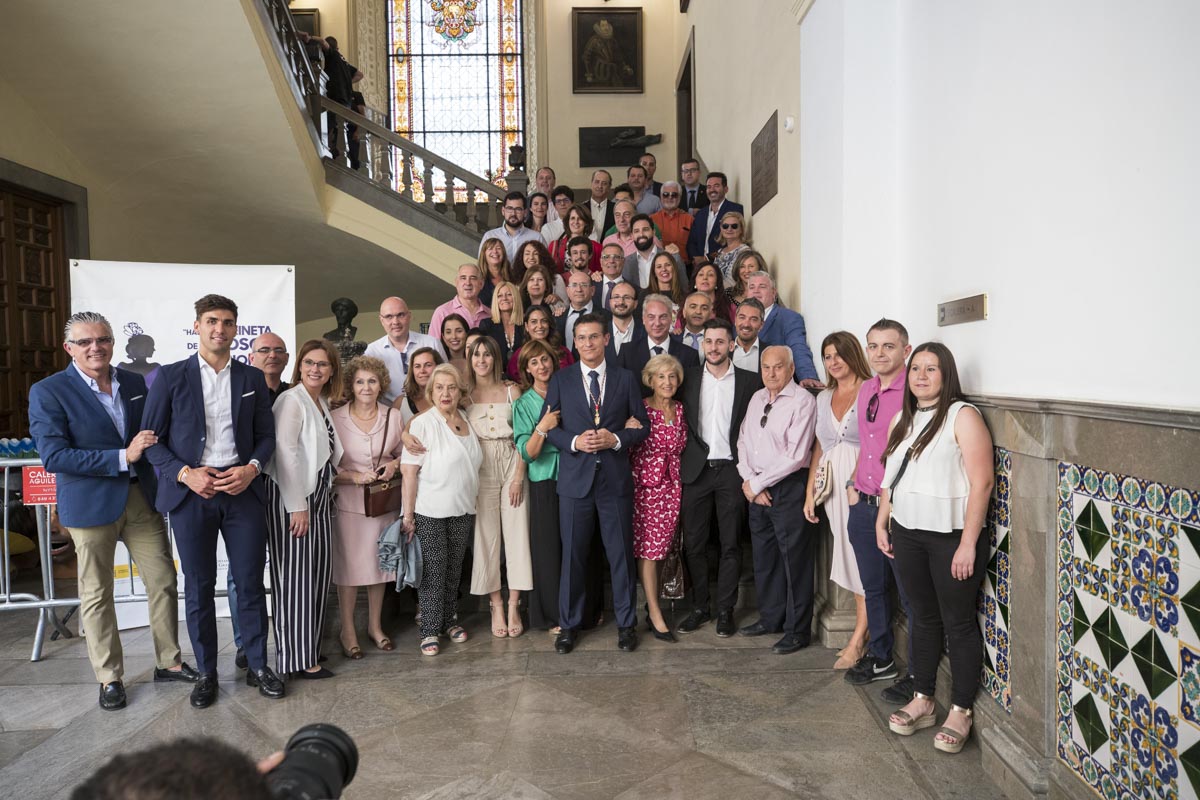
[534,428,548,438]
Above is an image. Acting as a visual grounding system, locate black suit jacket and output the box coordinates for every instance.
[678,364,763,484]
[593,277,643,311]
[555,303,610,357]
[605,317,646,362]
[687,199,746,259]
[618,335,700,395]
[681,185,707,213]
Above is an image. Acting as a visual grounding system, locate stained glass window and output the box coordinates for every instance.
[388,0,524,198]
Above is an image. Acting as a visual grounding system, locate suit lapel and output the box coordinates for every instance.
[230,362,245,432]
[116,375,144,446]
[63,368,123,442]
[184,355,206,424]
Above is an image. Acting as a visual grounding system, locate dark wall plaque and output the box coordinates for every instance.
[750,111,779,214]
[578,126,646,169]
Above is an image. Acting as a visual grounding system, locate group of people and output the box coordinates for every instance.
[28,155,997,754]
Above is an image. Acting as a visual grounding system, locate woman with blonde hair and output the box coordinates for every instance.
[712,211,751,288]
[331,355,404,657]
[803,331,873,669]
[263,339,344,679]
[480,281,525,368]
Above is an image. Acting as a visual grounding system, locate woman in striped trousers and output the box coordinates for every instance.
[262,340,344,679]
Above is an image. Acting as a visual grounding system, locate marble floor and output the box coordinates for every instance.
[0,598,1009,800]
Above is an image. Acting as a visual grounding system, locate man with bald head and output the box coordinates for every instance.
[365,296,445,403]
[249,333,291,401]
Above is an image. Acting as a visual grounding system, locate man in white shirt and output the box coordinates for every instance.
[480,191,542,262]
[595,243,631,310]
[588,169,613,241]
[733,297,765,372]
[627,164,661,215]
[605,282,644,360]
[365,296,445,403]
[680,292,713,352]
[556,269,604,352]
[676,318,763,637]
[540,185,575,243]
[621,216,660,289]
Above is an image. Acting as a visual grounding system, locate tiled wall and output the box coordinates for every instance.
[979,447,1013,712]
[1056,461,1200,799]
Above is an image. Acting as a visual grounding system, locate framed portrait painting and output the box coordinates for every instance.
[572,8,643,94]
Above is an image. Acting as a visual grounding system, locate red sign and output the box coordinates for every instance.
[22,466,57,505]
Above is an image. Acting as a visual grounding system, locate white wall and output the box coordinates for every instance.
[798,1,1200,408]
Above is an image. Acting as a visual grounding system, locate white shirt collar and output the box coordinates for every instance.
[647,335,670,350]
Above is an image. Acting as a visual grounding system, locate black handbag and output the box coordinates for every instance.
[659,523,688,601]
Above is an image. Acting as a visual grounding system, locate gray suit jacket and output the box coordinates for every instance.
[622,248,684,290]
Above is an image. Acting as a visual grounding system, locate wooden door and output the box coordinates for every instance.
[0,186,69,438]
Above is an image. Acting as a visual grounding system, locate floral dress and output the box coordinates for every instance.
[630,400,688,560]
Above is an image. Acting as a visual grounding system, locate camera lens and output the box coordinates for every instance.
[265,723,358,799]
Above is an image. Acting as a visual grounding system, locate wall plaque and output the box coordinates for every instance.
[937,293,989,326]
[751,111,778,214]
[578,126,645,168]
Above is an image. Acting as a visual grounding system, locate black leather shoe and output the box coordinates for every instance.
[247,667,286,699]
[675,607,711,634]
[555,630,576,655]
[617,626,638,652]
[234,648,248,670]
[738,620,775,637]
[190,674,218,708]
[771,634,810,655]
[715,609,736,638]
[99,681,127,710]
[153,662,199,683]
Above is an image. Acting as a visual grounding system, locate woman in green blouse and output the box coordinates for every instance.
[512,339,564,633]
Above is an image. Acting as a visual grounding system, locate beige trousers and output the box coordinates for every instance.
[68,487,181,684]
[470,439,532,594]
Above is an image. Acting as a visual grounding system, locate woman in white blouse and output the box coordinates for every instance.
[263,340,345,679]
[875,343,994,754]
[400,364,483,656]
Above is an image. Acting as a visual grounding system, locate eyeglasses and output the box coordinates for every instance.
[661,192,680,198]
[866,392,880,423]
[68,336,115,347]
[760,402,774,428]
[302,358,332,370]
[503,205,525,213]
[721,223,740,230]
[380,312,410,322]
[254,347,288,355]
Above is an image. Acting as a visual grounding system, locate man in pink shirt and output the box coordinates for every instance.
[843,318,916,702]
[428,263,491,338]
[736,345,818,655]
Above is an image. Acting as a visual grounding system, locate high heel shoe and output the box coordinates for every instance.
[490,603,508,638]
[506,602,524,638]
[651,626,678,643]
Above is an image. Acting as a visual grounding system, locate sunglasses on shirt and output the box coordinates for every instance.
[760,402,774,428]
[866,392,880,423]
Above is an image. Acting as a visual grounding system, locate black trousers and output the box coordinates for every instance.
[890,521,988,708]
[681,463,745,612]
[747,470,813,639]
[528,479,561,630]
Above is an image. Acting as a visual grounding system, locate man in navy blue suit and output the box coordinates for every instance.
[143,294,283,708]
[746,271,822,385]
[543,313,649,654]
[686,172,744,260]
[619,293,700,395]
[29,311,198,711]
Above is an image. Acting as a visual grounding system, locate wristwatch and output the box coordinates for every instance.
[845,480,856,490]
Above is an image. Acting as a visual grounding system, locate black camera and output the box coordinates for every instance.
[266,723,359,800]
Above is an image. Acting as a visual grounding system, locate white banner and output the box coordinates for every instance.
[71,260,294,629]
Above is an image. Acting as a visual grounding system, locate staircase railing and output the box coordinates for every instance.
[257,0,513,237]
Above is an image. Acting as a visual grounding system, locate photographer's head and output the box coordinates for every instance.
[72,737,270,800]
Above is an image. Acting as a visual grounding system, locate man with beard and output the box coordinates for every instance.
[622,214,680,289]
[732,297,764,372]
[604,281,644,361]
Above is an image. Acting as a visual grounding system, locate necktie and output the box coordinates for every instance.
[687,333,700,351]
[604,281,614,310]
[588,370,602,426]
[688,189,696,207]
[400,350,409,374]
[652,345,663,356]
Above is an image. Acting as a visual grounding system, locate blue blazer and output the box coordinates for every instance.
[143,355,276,514]
[686,199,745,259]
[542,361,649,499]
[28,367,159,528]
[758,305,820,383]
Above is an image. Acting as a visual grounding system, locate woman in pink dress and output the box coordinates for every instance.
[331,356,405,658]
[631,353,688,643]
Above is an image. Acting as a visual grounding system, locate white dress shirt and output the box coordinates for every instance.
[570,359,621,452]
[636,250,654,288]
[541,217,565,245]
[610,318,636,353]
[589,198,609,240]
[198,357,239,466]
[647,336,671,357]
[563,302,594,347]
[71,363,130,472]
[364,332,445,404]
[732,338,761,371]
[682,328,704,352]
[700,363,736,460]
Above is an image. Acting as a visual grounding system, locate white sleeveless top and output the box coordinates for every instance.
[881,401,973,533]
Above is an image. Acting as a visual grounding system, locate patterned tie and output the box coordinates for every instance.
[687,333,700,351]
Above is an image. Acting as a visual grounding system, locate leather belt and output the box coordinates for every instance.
[861,492,880,507]
[707,459,734,469]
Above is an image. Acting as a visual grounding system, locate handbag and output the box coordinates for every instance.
[811,459,834,506]
[362,408,403,518]
[659,523,688,601]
